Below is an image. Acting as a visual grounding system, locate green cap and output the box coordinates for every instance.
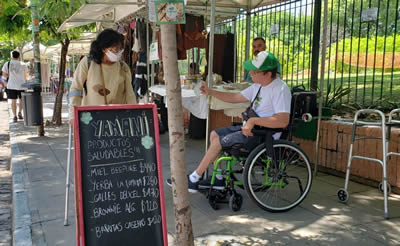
[243,51,280,71]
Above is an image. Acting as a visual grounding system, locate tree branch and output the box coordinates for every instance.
[47,24,63,43]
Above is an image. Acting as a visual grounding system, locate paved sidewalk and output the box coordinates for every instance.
[9,96,400,245]
[0,101,11,246]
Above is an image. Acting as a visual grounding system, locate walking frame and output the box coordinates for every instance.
[337,109,400,219]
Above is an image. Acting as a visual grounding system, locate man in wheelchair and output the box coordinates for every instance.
[168,51,292,193]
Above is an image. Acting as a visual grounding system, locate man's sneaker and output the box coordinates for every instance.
[166,176,199,193]
[198,177,225,190]
[13,116,17,123]
[18,112,23,120]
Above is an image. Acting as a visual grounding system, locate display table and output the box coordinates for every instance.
[149,84,248,116]
[149,84,208,119]
[149,84,248,132]
[209,85,249,118]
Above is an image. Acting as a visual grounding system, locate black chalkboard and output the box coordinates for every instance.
[73,104,167,246]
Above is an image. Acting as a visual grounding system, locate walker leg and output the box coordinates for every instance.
[383,177,389,220]
[382,126,389,220]
[344,143,354,191]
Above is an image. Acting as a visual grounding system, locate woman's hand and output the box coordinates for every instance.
[241,119,255,137]
[93,84,110,96]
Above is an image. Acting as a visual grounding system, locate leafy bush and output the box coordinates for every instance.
[323,83,352,107]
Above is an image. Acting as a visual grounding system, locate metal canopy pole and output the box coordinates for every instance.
[204,0,216,177]
[244,10,251,61]
[233,19,237,83]
[151,24,156,87]
[207,0,216,89]
[146,20,150,103]
[314,0,328,176]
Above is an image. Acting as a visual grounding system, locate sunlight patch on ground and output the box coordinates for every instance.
[217,214,295,232]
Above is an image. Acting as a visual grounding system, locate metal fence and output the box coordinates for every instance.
[215,0,400,108]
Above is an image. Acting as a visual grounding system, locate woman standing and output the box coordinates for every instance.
[69,29,136,115]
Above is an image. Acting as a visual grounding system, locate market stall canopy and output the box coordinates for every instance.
[21,43,58,60]
[58,0,286,33]
[58,0,146,32]
[47,41,91,56]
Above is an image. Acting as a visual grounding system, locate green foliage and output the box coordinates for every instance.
[329,35,400,55]
[368,96,400,111]
[0,0,32,64]
[324,83,352,107]
[39,0,87,43]
[329,0,400,37]
[0,5,29,33]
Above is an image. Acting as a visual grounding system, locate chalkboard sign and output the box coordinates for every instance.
[73,104,167,246]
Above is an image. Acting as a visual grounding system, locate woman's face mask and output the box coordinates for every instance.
[105,49,124,62]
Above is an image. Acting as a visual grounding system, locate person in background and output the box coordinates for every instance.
[69,28,136,120]
[201,65,208,81]
[2,51,28,122]
[243,37,281,82]
[64,77,72,104]
[189,62,199,75]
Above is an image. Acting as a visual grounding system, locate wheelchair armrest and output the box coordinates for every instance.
[251,127,284,159]
[251,127,284,137]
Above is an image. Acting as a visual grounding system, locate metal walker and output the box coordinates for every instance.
[337,109,400,219]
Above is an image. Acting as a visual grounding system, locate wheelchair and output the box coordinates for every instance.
[198,89,317,213]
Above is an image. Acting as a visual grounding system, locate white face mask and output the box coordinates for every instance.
[105,49,124,62]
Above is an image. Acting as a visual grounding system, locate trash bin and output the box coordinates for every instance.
[21,82,43,126]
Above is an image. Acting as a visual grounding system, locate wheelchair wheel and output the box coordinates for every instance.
[378,182,391,194]
[337,188,349,203]
[243,140,312,212]
[208,190,219,210]
[229,193,243,212]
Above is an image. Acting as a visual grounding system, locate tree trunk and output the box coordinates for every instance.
[160,24,194,246]
[52,38,70,125]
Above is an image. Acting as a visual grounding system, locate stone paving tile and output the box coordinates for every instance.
[0,101,11,246]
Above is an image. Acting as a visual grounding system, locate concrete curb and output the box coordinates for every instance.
[10,119,33,245]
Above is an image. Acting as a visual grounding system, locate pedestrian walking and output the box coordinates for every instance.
[2,51,28,122]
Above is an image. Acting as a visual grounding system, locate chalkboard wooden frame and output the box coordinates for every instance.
[73,104,167,246]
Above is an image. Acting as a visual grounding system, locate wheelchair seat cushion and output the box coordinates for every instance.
[216,125,262,153]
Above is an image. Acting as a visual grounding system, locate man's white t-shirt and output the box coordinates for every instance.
[1,60,27,90]
[241,78,292,117]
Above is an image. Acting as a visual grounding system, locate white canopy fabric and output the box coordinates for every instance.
[22,39,91,61]
[58,0,285,32]
[22,43,58,60]
[47,42,91,56]
[58,0,146,32]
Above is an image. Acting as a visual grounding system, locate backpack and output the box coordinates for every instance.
[5,61,10,82]
[288,85,318,140]
[290,85,318,119]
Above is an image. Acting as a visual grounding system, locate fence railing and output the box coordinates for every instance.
[215,0,400,108]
